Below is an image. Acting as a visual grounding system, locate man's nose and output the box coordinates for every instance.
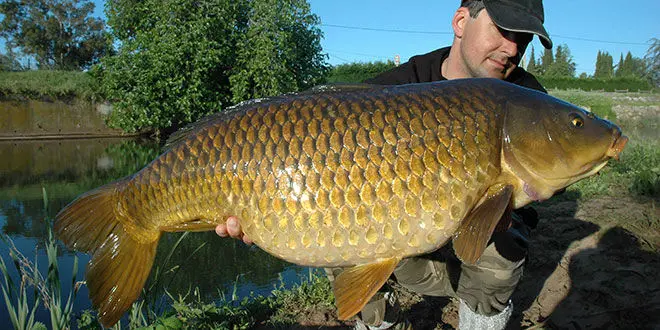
[500,37,519,58]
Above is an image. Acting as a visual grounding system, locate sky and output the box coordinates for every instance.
[87,0,658,76]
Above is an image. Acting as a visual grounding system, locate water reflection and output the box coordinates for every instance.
[0,138,308,325]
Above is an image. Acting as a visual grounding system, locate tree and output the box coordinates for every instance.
[1,41,23,71]
[99,0,329,132]
[539,47,554,75]
[614,53,625,77]
[615,51,647,78]
[594,51,614,79]
[545,44,576,77]
[0,0,111,70]
[229,0,329,103]
[645,38,660,86]
[526,45,540,76]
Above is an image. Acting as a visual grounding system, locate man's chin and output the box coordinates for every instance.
[478,71,507,80]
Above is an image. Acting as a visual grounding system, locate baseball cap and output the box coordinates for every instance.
[464,0,553,49]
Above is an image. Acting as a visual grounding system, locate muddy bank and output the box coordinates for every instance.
[0,98,132,139]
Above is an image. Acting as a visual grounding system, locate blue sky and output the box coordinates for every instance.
[85,1,658,75]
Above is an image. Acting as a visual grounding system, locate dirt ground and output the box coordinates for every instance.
[289,193,660,329]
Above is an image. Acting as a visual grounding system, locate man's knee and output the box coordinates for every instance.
[393,254,457,297]
[457,242,526,316]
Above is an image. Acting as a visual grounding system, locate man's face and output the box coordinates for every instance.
[457,9,533,79]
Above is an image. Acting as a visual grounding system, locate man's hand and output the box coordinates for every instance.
[215,216,253,245]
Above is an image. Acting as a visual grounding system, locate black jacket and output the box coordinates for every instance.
[364,47,547,93]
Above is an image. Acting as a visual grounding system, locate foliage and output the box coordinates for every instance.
[98,0,329,133]
[267,270,334,325]
[544,44,576,77]
[0,0,111,70]
[0,47,23,71]
[326,60,396,83]
[72,271,334,329]
[538,47,554,75]
[538,76,654,93]
[0,244,45,330]
[609,142,660,197]
[229,0,330,103]
[526,45,540,76]
[594,51,614,79]
[569,140,660,198]
[645,38,660,86]
[0,70,99,100]
[0,188,82,330]
[615,51,648,79]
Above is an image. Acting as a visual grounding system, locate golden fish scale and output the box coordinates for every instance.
[121,84,503,266]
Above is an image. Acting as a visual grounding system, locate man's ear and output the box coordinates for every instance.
[452,7,469,38]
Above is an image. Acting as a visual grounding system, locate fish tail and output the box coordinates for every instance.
[54,179,158,327]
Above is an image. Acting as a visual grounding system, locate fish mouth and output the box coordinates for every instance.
[606,132,628,160]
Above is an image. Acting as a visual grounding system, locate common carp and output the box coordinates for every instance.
[55,78,627,326]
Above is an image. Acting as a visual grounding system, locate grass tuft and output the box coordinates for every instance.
[0,71,101,101]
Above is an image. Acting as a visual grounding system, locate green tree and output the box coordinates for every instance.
[1,42,23,71]
[526,45,540,75]
[0,0,111,70]
[99,0,329,133]
[594,50,614,79]
[545,44,576,77]
[615,51,647,78]
[229,0,329,103]
[645,38,660,86]
[539,47,554,75]
[615,53,625,77]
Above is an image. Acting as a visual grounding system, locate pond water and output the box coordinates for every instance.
[0,138,310,326]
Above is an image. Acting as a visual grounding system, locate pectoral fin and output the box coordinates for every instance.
[333,257,400,320]
[453,184,513,264]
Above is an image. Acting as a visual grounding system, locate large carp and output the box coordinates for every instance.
[55,78,627,326]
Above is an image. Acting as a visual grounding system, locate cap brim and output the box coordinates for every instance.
[485,2,553,49]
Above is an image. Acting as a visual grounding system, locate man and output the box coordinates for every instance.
[217,1,552,329]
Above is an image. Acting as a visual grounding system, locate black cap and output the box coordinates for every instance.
[467,0,553,49]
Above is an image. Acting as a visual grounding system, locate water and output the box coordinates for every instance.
[0,138,310,326]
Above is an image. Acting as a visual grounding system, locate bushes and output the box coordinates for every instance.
[538,76,654,92]
[98,0,329,133]
[326,61,396,84]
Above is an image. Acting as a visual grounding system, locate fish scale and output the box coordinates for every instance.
[117,83,499,267]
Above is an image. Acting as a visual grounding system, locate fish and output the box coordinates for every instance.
[54,78,627,327]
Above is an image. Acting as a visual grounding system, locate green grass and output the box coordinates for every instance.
[0,71,101,101]
[550,90,617,120]
[74,270,334,330]
[0,188,81,330]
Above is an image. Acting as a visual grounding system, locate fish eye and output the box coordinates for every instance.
[570,114,584,128]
